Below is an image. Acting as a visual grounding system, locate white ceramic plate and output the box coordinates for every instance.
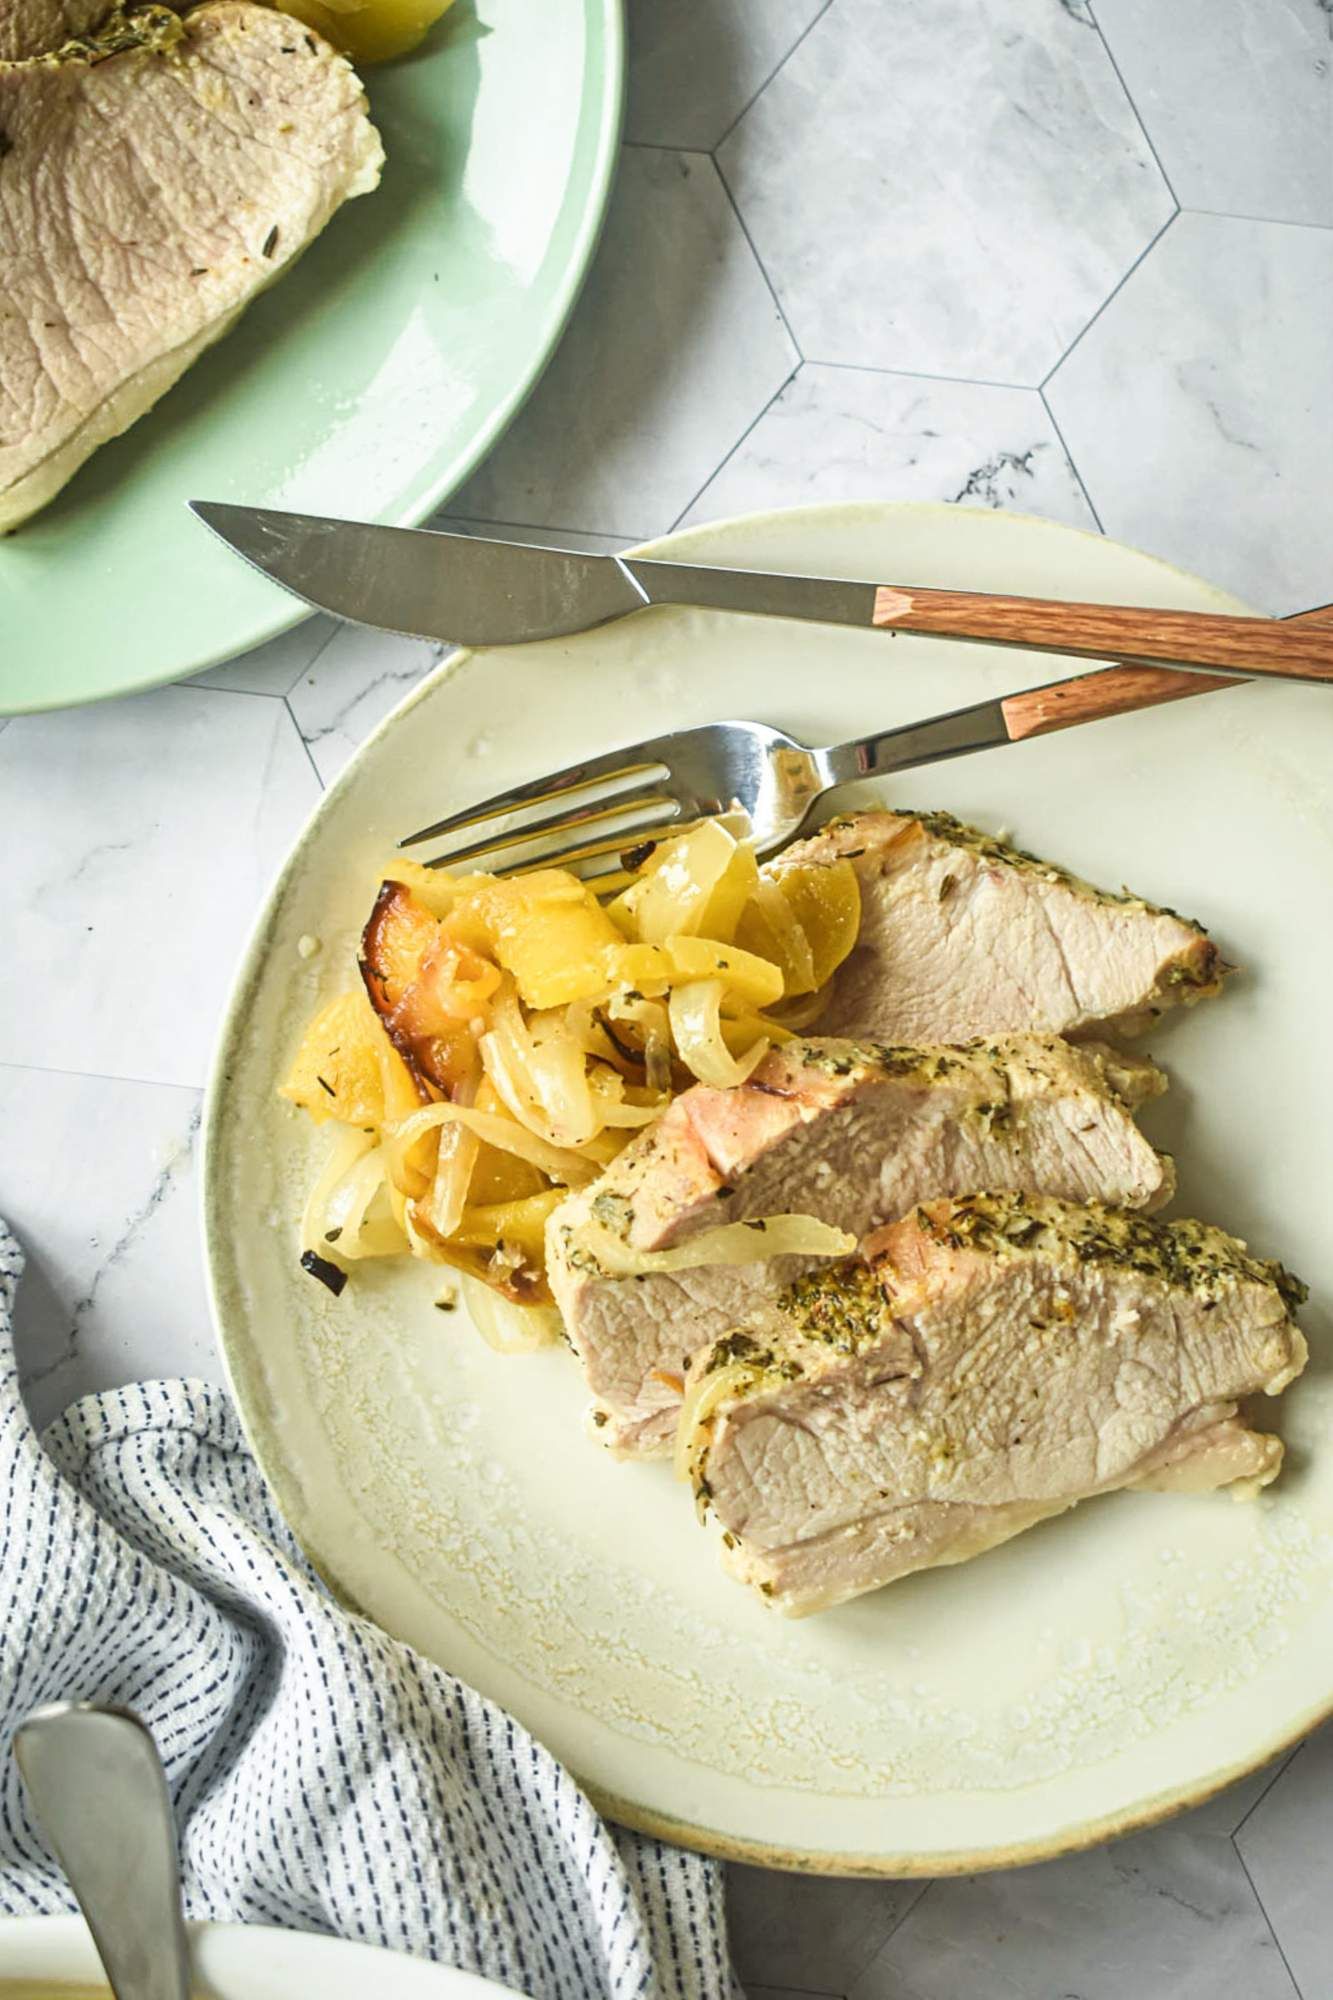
[203,502,1333,1874]
[0,1915,523,1998]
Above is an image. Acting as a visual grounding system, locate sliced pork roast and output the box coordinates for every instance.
[685,1192,1306,1615]
[0,3,383,530]
[1,0,109,63]
[548,1035,1174,1456]
[775,810,1226,1043]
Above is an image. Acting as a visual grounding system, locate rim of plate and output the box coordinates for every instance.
[179,0,627,686]
[202,498,1331,1876]
[0,1914,525,1997]
[2,0,625,715]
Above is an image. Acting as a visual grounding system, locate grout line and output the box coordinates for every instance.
[282,617,344,699]
[0,1057,202,1095]
[285,695,327,792]
[620,138,711,155]
[805,356,1038,393]
[184,618,339,701]
[1039,206,1179,389]
[1039,386,1105,532]
[1086,1,1181,209]
[881,1879,932,1946]
[712,154,804,358]
[840,1878,933,1991]
[179,679,285,702]
[1231,1839,1305,1999]
[1231,1741,1307,1843]
[710,0,835,156]
[666,360,803,532]
[1178,205,1333,233]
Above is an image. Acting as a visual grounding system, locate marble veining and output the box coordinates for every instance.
[4,0,1331,1991]
[287,625,444,785]
[678,364,1098,531]
[0,1066,213,1434]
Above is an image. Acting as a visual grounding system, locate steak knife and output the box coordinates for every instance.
[189,503,1333,686]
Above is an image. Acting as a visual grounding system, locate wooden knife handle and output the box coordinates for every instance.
[872,585,1333,682]
[1000,603,1333,741]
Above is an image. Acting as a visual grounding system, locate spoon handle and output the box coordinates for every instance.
[14,1703,191,2000]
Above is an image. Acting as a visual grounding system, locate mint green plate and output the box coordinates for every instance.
[0,0,623,714]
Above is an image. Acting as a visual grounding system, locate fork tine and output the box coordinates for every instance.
[399,739,672,849]
[491,805,683,877]
[425,784,678,870]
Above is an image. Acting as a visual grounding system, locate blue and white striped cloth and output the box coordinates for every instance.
[0,1224,733,2000]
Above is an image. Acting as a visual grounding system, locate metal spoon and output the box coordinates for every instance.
[13,1702,191,2000]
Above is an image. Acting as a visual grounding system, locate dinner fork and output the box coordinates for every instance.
[395,660,1208,874]
[401,606,1333,876]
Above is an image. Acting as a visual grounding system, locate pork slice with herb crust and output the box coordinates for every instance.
[774,809,1226,1044]
[0,2,383,529]
[686,1192,1306,1616]
[548,1033,1175,1457]
[0,0,110,63]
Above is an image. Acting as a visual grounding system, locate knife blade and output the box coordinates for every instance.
[189,503,1333,685]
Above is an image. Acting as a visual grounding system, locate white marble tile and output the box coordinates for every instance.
[678,363,1098,531]
[190,614,338,696]
[726,1863,922,1996]
[748,1988,843,2000]
[0,1064,216,1433]
[1047,211,1333,613]
[854,1814,1297,2000]
[287,624,442,785]
[448,147,797,538]
[716,0,1173,385]
[0,685,319,1090]
[1236,1721,1333,1999]
[1095,0,1333,227]
[724,1754,1295,2000]
[625,0,826,150]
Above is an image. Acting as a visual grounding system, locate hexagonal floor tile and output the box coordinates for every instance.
[679,362,1097,529]
[853,1812,1297,2000]
[448,147,797,539]
[1235,1719,1333,2000]
[716,0,1173,384]
[726,1862,923,1995]
[626,0,827,150]
[189,614,337,696]
[0,684,319,1090]
[0,1069,213,1433]
[1095,0,1333,227]
[288,625,442,785]
[1047,211,1333,611]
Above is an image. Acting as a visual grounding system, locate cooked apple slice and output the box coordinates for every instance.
[359,879,485,1099]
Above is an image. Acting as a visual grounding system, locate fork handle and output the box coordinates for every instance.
[1000,603,1333,737]
[871,586,1333,683]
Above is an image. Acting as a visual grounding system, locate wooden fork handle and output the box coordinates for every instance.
[1000,604,1333,741]
[872,585,1333,682]
[1001,665,1230,740]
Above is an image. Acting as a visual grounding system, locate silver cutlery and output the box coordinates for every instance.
[395,662,1230,872]
[190,503,1333,686]
[13,1702,191,2000]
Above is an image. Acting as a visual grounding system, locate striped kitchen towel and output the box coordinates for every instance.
[0,1224,734,2000]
